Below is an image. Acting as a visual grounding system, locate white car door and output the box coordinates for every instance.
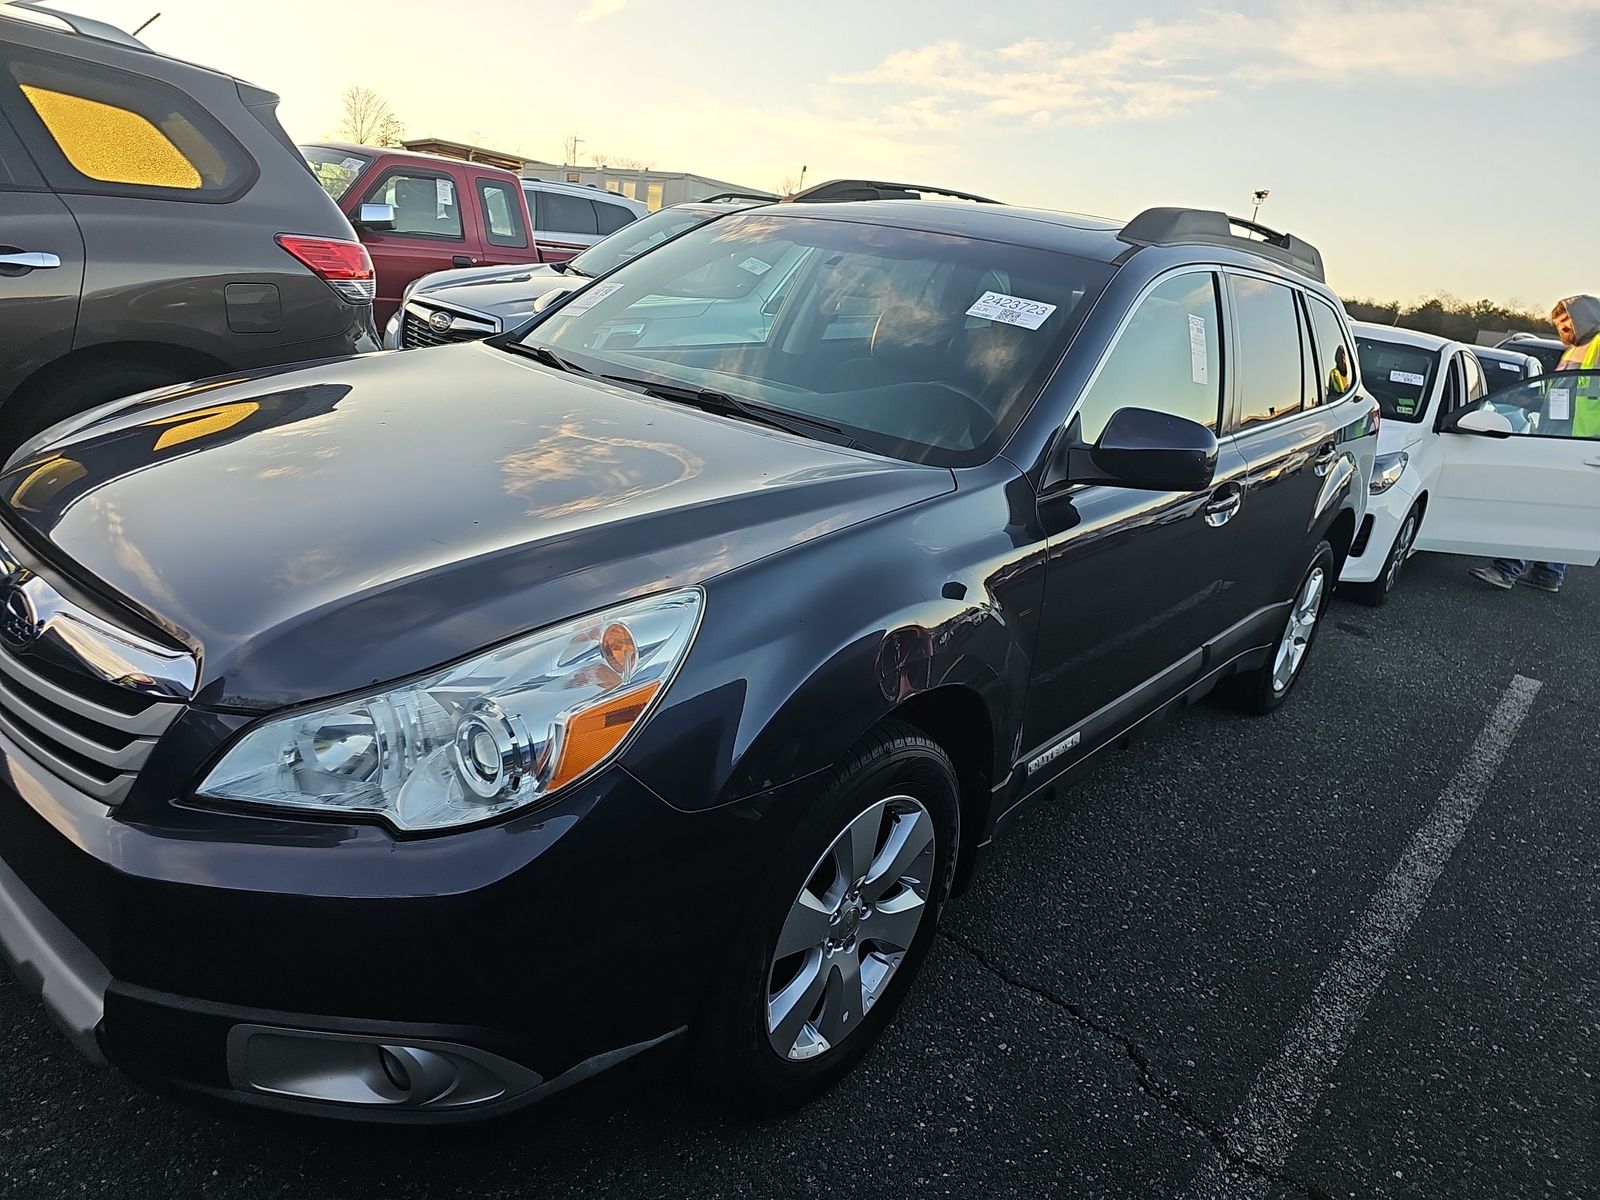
[1416,370,1600,565]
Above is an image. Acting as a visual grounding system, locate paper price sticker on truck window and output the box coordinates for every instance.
[966,291,1057,330]
[436,178,454,207]
[738,257,773,276]
[1498,362,1522,371]
[1547,388,1573,422]
[1390,370,1426,386]
[560,281,624,314]
[1188,314,1209,385]
[340,157,365,173]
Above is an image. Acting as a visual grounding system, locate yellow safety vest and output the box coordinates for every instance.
[1562,334,1600,438]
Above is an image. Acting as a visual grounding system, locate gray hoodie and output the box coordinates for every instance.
[1556,294,1600,347]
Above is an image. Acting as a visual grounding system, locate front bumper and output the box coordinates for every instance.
[1339,473,1421,584]
[0,724,753,1122]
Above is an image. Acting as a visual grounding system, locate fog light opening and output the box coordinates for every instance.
[378,1046,412,1094]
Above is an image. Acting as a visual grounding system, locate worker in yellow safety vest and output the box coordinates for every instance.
[1469,294,1600,594]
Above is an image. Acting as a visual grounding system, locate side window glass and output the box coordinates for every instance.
[1306,296,1357,404]
[371,173,463,239]
[5,52,251,198]
[537,192,599,235]
[595,201,635,235]
[1462,371,1600,439]
[1074,272,1222,443]
[477,179,527,248]
[1462,351,1487,401]
[1231,275,1304,428]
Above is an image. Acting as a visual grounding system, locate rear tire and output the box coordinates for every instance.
[695,721,960,1113]
[1222,541,1334,715]
[1344,503,1420,608]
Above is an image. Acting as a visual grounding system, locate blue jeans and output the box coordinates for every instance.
[1493,558,1567,587]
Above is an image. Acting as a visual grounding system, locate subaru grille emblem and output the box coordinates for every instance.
[0,584,39,652]
[428,310,454,333]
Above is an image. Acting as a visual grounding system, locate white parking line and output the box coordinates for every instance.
[1182,674,1543,1200]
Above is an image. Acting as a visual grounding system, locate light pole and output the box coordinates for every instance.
[1251,188,1270,223]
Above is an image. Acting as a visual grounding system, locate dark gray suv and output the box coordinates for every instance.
[0,5,378,445]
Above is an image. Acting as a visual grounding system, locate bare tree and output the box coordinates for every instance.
[589,149,654,171]
[337,87,403,147]
[775,174,801,197]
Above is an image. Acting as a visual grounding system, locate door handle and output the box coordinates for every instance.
[0,251,62,270]
[451,255,475,267]
[1584,456,1600,468]
[1313,442,1338,477]
[1204,490,1242,528]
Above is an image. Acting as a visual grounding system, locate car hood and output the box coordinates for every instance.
[414,265,583,328]
[0,344,953,710]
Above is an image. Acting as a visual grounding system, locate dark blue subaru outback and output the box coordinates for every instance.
[0,199,1376,1121]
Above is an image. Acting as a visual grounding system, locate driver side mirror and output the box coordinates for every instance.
[1441,404,1514,438]
[1044,407,1219,494]
[356,202,396,232]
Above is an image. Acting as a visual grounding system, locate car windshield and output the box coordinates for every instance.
[300,146,369,201]
[1356,336,1439,422]
[515,212,1114,465]
[568,207,721,277]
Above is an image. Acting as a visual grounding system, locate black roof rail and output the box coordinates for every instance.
[4,1,151,49]
[697,190,781,204]
[1119,207,1325,282]
[787,179,1003,205]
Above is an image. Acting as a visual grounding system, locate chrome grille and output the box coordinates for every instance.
[0,540,194,806]
[399,301,499,350]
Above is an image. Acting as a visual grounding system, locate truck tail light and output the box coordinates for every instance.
[275,234,376,304]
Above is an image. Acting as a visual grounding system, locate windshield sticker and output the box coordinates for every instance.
[1394,396,1418,415]
[1188,313,1209,385]
[738,257,773,276]
[560,281,624,314]
[436,178,454,207]
[339,156,365,172]
[1389,370,1426,387]
[1547,388,1572,422]
[966,291,1057,330]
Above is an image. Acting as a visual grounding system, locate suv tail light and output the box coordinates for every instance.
[275,234,375,304]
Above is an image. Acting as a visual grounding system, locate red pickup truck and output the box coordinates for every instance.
[301,143,543,327]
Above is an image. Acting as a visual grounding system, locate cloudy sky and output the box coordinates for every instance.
[36,0,1600,307]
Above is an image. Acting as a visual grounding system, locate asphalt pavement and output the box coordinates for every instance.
[1,550,1595,1199]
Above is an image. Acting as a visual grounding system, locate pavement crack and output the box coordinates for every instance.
[936,927,1329,1199]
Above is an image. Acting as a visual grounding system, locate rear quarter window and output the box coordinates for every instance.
[1,49,254,201]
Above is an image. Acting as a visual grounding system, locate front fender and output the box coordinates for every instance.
[622,465,1043,813]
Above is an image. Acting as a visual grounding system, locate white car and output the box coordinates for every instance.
[1339,322,1598,603]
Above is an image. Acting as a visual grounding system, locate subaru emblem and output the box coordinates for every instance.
[0,583,39,652]
[428,310,453,333]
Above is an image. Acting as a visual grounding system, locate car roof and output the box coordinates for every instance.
[302,141,519,174]
[1351,321,1456,352]
[1504,334,1564,349]
[756,200,1130,262]
[520,177,647,205]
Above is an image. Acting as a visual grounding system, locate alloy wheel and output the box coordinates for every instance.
[765,795,938,1062]
[1271,566,1325,694]
[1384,512,1419,595]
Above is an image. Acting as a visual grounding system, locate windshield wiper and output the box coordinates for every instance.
[503,342,588,374]
[600,374,850,442]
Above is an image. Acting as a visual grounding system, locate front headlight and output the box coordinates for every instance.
[1370,451,1408,494]
[198,589,702,831]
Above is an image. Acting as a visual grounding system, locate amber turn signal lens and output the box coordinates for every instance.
[548,681,661,789]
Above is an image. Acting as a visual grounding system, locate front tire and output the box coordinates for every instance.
[696,721,960,1112]
[1223,541,1334,715]
[1345,503,1420,607]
